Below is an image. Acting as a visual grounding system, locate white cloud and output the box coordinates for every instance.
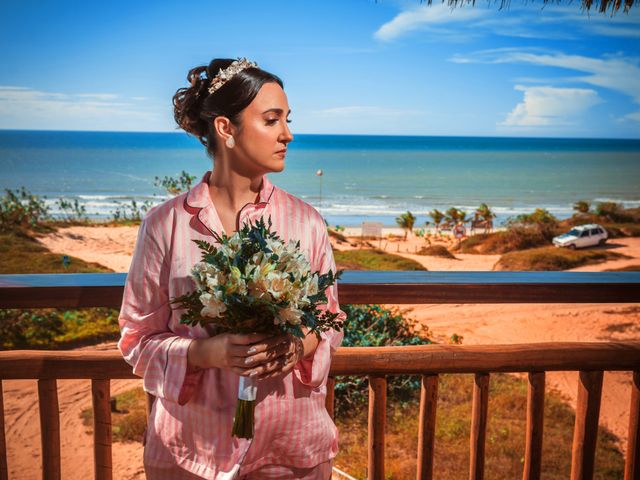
[500,85,601,126]
[620,111,640,122]
[0,86,170,131]
[589,24,640,38]
[452,49,640,102]
[75,93,120,100]
[374,3,486,41]
[312,105,424,117]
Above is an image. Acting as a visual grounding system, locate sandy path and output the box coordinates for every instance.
[16,225,640,473]
[36,225,139,273]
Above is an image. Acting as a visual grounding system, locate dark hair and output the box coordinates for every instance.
[172,58,284,159]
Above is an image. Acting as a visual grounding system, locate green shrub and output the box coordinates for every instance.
[334,249,426,271]
[494,246,628,271]
[0,309,64,348]
[417,245,456,258]
[595,202,637,223]
[334,304,431,415]
[56,198,88,223]
[0,187,51,231]
[0,307,120,350]
[154,170,196,196]
[111,199,153,222]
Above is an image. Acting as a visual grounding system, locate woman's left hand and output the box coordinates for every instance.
[244,333,306,381]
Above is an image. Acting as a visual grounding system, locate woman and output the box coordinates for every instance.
[118,57,345,479]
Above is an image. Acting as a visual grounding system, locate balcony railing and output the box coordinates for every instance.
[0,271,639,480]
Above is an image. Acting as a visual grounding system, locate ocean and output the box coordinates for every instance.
[1,130,639,227]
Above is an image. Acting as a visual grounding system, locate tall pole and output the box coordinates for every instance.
[316,169,323,218]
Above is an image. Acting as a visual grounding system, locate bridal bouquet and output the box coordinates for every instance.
[170,216,343,438]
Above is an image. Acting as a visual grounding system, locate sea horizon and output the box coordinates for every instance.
[2,128,640,141]
[1,129,639,228]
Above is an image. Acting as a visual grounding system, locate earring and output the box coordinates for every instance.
[225,136,235,148]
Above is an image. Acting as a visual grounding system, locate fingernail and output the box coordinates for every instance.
[247,348,256,354]
[249,370,258,377]
[244,357,253,365]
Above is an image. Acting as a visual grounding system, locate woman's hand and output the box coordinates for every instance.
[187,332,306,380]
[241,333,305,381]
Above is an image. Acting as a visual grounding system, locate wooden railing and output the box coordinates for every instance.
[1,271,639,480]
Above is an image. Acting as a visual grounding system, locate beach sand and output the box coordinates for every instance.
[4,225,638,479]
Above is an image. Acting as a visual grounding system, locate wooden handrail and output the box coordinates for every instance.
[1,271,640,308]
[1,342,640,379]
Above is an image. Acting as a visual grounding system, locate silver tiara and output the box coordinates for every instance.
[207,57,258,95]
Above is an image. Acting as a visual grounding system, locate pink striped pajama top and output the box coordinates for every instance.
[117,170,346,479]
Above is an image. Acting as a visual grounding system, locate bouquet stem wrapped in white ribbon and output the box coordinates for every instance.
[171,216,343,439]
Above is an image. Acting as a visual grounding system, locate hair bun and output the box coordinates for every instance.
[188,66,207,89]
[173,65,209,143]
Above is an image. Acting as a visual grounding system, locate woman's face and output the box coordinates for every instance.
[232,82,293,175]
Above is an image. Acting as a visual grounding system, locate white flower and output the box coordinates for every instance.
[204,272,221,290]
[266,270,290,301]
[223,266,247,295]
[305,274,319,297]
[219,244,234,258]
[265,237,285,256]
[199,292,227,318]
[275,306,304,326]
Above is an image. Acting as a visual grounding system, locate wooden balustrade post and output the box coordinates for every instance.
[624,371,640,480]
[38,379,61,480]
[570,370,603,480]
[326,377,335,421]
[470,373,490,480]
[91,380,112,480]
[523,372,545,480]
[368,375,386,480]
[417,374,438,480]
[0,381,7,480]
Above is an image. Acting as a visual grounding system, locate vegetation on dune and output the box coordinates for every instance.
[333,249,427,271]
[605,264,640,272]
[327,227,348,243]
[494,245,630,271]
[0,230,112,274]
[416,244,457,258]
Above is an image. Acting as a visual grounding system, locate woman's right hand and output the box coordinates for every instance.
[187,332,293,378]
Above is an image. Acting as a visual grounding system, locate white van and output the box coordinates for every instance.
[552,224,608,249]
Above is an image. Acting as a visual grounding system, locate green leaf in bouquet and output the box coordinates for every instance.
[302,311,317,330]
[193,239,219,256]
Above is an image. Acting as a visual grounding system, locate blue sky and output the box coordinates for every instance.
[1,0,639,138]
